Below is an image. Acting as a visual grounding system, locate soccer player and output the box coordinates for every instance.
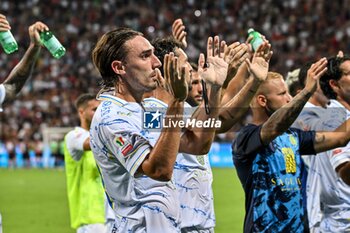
[315,55,350,232]
[290,61,330,232]
[90,27,190,232]
[150,35,225,232]
[232,57,350,232]
[63,93,114,233]
[151,26,272,231]
[0,15,47,110]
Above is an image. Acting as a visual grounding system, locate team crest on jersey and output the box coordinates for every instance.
[115,136,133,156]
[289,135,297,146]
[196,155,205,166]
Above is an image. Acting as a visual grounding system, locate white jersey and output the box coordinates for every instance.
[317,100,350,232]
[0,84,6,112]
[174,102,215,230]
[292,102,329,230]
[65,127,89,161]
[90,94,180,233]
[295,100,350,232]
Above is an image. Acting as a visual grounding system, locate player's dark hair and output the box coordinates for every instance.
[92,27,143,89]
[75,93,96,110]
[152,36,184,76]
[320,55,350,99]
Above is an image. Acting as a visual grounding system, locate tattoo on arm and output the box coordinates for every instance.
[315,133,326,144]
[3,45,41,100]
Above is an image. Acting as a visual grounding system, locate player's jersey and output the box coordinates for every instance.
[90,94,180,233]
[315,100,350,232]
[174,102,215,230]
[64,127,106,229]
[232,124,315,233]
[292,102,331,230]
[0,84,6,112]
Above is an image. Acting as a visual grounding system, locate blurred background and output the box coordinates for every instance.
[0,0,350,232]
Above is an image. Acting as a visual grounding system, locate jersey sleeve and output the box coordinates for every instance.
[102,118,152,176]
[65,128,89,161]
[329,144,350,171]
[294,128,316,155]
[232,124,264,162]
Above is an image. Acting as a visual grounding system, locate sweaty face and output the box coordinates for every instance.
[186,71,203,106]
[336,60,350,104]
[123,36,162,93]
[82,99,100,127]
[262,78,292,115]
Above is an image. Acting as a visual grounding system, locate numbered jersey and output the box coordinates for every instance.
[232,124,315,233]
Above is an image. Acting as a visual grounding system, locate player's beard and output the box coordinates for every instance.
[264,100,276,117]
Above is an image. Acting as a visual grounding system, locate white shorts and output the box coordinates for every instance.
[77,223,106,233]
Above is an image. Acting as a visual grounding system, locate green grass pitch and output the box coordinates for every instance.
[0,168,244,233]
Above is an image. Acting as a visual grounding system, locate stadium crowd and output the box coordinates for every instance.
[0,0,350,161]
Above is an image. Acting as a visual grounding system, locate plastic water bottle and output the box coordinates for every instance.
[0,30,18,54]
[40,31,66,59]
[247,28,264,52]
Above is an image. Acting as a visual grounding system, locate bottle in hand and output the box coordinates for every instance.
[40,30,66,59]
[247,28,264,52]
[0,30,18,54]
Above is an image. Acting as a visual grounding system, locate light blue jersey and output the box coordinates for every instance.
[233,124,316,233]
[90,94,180,233]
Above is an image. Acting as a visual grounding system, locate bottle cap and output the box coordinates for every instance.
[247,28,254,34]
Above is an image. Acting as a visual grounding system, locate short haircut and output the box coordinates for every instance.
[320,55,350,99]
[92,27,143,89]
[267,71,283,81]
[75,93,96,110]
[152,36,183,75]
[257,71,284,95]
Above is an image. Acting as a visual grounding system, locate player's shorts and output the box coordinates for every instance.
[77,223,106,233]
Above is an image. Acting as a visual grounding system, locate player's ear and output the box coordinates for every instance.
[329,79,340,93]
[111,60,125,75]
[257,94,267,107]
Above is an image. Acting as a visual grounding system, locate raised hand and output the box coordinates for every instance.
[224,42,250,76]
[304,58,328,93]
[28,21,49,46]
[245,41,273,82]
[172,18,187,48]
[198,36,228,87]
[0,14,11,32]
[163,52,188,101]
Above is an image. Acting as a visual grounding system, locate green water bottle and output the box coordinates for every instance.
[0,30,18,54]
[247,28,264,52]
[40,31,65,59]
